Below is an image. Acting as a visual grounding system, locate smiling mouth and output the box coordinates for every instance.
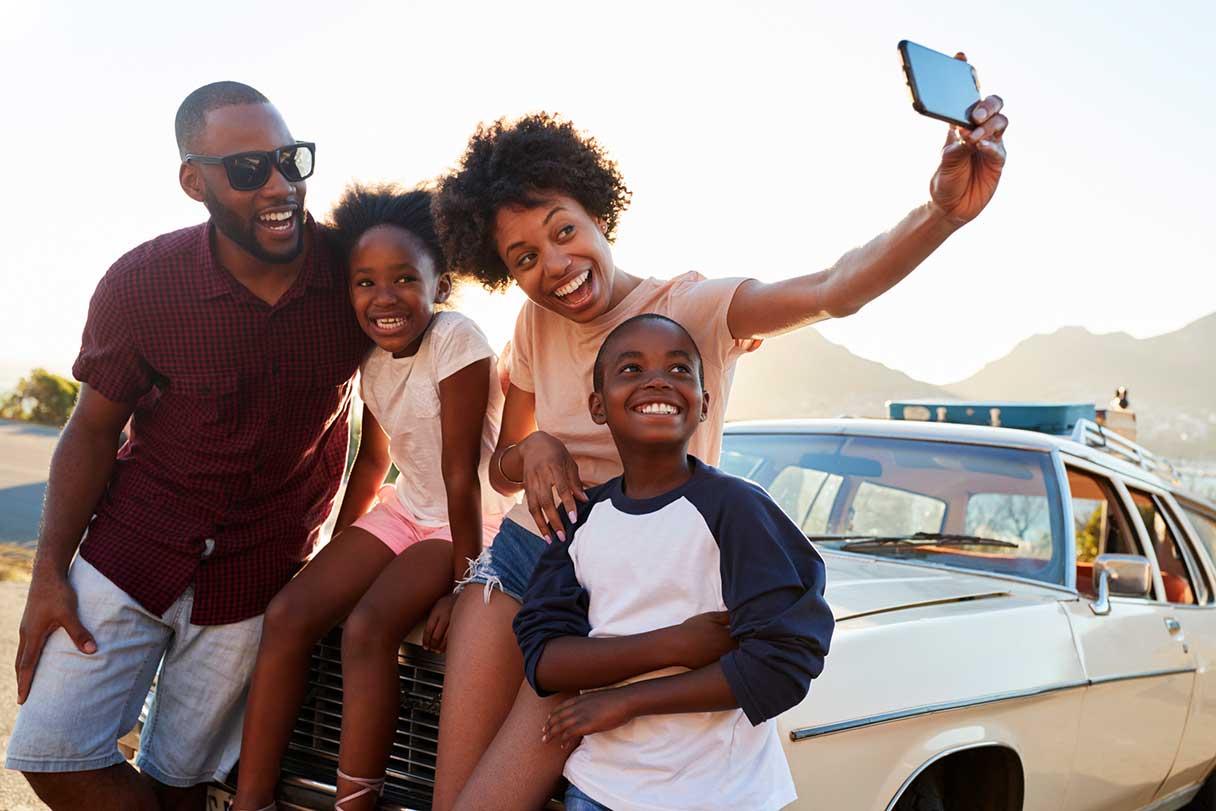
[256,208,296,232]
[552,270,594,307]
[370,316,408,333]
[633,402,681,415]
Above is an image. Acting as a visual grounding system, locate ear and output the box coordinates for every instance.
[699,389,710,423]
[589,390,608,425]
[434,273,453,304]
[179,162,206,203]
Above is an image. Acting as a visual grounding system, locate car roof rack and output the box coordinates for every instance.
[1070,418,1179,483]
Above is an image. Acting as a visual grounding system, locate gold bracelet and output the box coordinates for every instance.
[498,443,524,485]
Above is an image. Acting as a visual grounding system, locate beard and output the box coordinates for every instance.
[203,185,304,265]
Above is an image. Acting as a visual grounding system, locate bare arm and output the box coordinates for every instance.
[542,663,737,746]
[15,384,132,702]
[534,611,735,693]
[330,404,391,536]
[438,359,493,584]
[727,90,1008,340]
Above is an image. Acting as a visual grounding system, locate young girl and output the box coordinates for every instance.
[430,102,1006,810]
[232,184,513,811]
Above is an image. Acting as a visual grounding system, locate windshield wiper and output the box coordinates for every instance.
[809,532,1019,551]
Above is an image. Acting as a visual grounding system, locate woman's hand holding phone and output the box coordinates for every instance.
[928,52,1009,226]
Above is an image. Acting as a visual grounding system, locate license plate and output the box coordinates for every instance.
[205,785,233,811]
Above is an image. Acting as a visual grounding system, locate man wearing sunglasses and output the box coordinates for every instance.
[7,81,368,811]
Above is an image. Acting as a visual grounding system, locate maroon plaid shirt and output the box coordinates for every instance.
[74,218,368,624]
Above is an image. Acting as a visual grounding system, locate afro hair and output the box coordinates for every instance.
[433,112,632,291]
[324,183,445,276]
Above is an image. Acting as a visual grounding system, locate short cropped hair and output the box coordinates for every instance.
[592,314,705,392]
[175,81,270,158]
[325,183,445,274]
[433,112,632,291]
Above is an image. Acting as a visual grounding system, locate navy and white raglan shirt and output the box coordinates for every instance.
[513,457,834,811]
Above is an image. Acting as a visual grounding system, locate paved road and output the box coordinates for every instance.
[0,422,57,546]
[0,581,49,810]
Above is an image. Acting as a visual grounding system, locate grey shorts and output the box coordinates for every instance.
[5,557,264,787]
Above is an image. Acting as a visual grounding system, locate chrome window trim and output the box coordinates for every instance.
[790,665,1197,742]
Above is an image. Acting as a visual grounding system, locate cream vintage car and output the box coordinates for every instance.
[206,404,1216,811]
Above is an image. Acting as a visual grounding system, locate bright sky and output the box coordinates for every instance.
[2,0,1212,389]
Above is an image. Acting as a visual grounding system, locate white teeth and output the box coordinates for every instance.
[259,210,293,222]
[635,403,679,415]
[554,270,590,298]
[374,317,406,329]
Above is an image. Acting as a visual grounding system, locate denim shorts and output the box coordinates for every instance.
[5,557,263,786]
[460,517,549,602]
[565,784,614,811]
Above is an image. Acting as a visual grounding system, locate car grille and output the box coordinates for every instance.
[283,628,444,807]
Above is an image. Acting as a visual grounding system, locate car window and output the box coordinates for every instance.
[848,481,945,536]
[719,432,1067,586]
[1066,468,1140,599]
[1129,489,1205,605]
[767,466,843,534]
[965,493,1053,560]
[1181,505,1216,571]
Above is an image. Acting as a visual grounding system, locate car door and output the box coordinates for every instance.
[1151,493,1216,800]
[1060,463,1196,811]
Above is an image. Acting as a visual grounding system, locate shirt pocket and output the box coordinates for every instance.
[166,373,240,438]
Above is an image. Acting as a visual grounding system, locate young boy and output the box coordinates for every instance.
[513,314,834,811]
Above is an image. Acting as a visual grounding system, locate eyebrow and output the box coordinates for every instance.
[504,206,567,255]
[350,262,420,275]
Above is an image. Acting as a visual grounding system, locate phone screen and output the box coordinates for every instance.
[900,41,980,127]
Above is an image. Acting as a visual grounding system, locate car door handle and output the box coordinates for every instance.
[1165,617,1182,635]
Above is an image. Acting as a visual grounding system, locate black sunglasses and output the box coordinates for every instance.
[184,142,315,191]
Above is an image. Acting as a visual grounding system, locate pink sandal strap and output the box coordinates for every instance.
[335,770,386,811]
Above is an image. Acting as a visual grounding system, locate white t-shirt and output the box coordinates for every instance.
[360,311,515,526]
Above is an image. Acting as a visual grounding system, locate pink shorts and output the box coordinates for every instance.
[352,485,504,557]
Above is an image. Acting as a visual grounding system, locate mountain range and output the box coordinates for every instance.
[726,312,1216,461]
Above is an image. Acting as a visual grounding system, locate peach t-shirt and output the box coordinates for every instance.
[506,271,755,535]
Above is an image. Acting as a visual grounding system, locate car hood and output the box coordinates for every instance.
[823,551,1034,621]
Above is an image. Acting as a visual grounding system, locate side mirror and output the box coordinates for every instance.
[1090,553,1153,615]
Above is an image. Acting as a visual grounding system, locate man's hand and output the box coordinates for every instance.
[929,52,1008,226]
[15,571,96,704]
[543,688,636,748]
[672,611,736,670]
[422,593,457,653]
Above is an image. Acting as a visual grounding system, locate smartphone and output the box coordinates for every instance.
[898,40,980,128]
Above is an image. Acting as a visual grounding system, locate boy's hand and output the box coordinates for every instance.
[16,571,96,704]
[422,594,457,653]
[543,688,636,748]
[672,610,736,670]
[519,431,589,543]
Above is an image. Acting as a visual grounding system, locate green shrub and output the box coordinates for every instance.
[0,368,80,427]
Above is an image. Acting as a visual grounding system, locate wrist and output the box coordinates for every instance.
[924,199,968,233]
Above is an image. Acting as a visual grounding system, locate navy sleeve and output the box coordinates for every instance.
[697,473,834,725]
[512,506,597,697]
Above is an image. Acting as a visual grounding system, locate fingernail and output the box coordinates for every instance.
[568,510,577,523]
[969,126,985,142]
[980,139,994,149]
[557,530,566,542]
[974,107,988,122]
[84,642,96,654]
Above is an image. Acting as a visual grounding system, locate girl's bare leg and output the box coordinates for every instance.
[335,538,455,811]
[432,586,569,811]
[232,528,394,810]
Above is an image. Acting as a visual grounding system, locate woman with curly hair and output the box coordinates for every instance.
[433,99,1007,810]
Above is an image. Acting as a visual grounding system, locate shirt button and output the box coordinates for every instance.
[201,538,216,559]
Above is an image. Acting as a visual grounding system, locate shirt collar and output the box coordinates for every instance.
[194,214,334,301]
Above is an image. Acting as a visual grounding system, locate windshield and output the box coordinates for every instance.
[720,432,1067,586]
